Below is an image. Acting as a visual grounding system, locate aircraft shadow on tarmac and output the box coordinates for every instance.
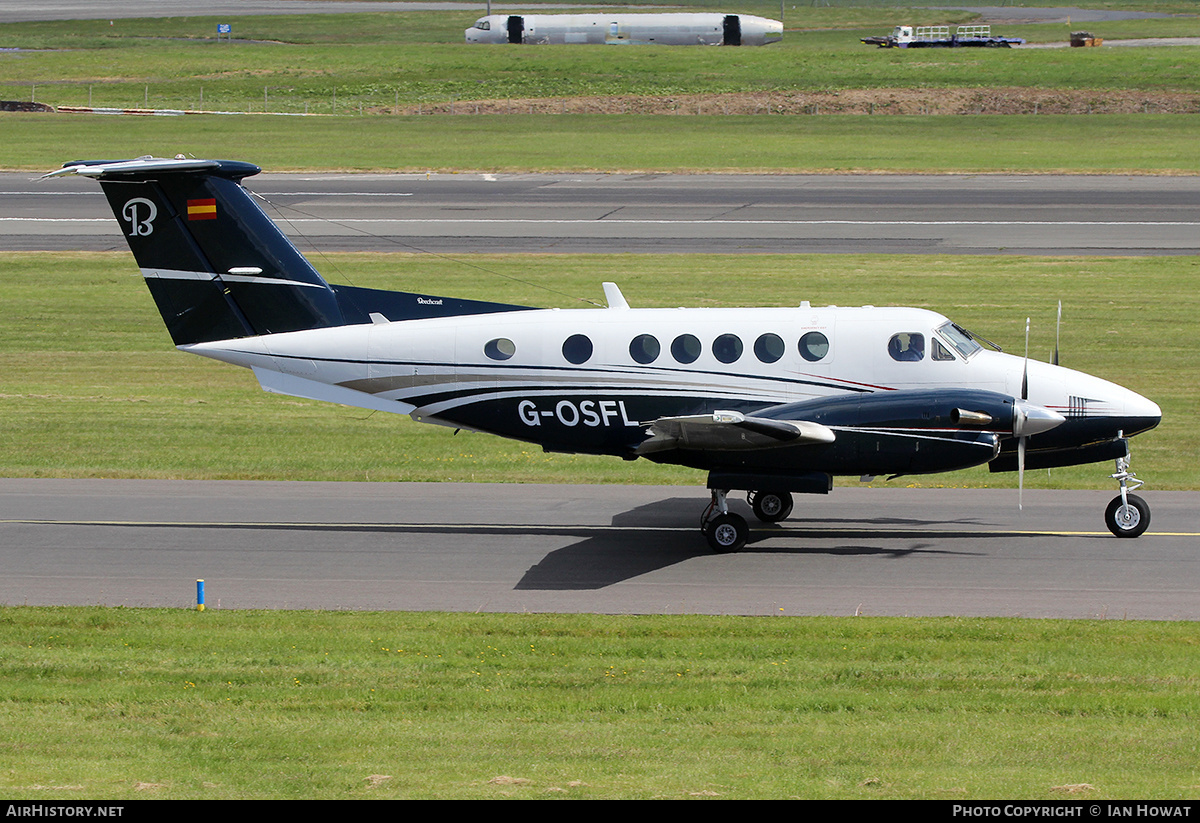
[49,497,1028,593]
[514,497,997,591]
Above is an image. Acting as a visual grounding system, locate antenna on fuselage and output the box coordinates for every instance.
[603,282,630,310]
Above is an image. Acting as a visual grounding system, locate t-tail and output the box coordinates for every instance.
[48,157,531,345]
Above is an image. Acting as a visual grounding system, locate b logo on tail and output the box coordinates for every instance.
[121,197,157,236]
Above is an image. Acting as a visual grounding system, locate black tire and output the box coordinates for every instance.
[704,513,749,553]
[749,490,793,523]
[1105,494,1150,538]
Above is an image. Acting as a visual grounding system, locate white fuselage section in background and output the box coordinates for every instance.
[465,13,783,46]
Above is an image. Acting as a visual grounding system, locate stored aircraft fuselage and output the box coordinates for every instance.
[465,13,783,46]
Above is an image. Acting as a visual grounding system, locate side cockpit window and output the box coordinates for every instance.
[474,19,491,30]
[888,332,924,362]
[932,337,956,361]
[937,321,983,359]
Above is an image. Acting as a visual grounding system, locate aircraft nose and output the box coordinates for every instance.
[1128,391,1162,429]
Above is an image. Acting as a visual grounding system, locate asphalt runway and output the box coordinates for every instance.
[0,1,511,24]
[2,479,1197,619]
[7,172,1200,255]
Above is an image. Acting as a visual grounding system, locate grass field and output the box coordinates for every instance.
[4,112,1200,175]
[3,607,1199,800]
[5,5,1200,115]
[4,4,1200,175]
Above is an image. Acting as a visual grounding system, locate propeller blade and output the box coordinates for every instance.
[1053,301,1061,366]
[1021,317,1030,400]
[1019,315,1031,511]
[1018,435,1026,511]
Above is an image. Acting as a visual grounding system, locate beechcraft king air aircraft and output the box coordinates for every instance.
[50,157,1162,552]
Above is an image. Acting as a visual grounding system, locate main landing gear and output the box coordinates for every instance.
[700,489,795,553]
[701,452,1154,549]
[1105,452,1150,538]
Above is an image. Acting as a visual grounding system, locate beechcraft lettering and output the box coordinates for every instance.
[48,157,1162,552]
[519,399,639,428]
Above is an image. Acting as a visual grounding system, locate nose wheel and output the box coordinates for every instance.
[1105,451,1150,538]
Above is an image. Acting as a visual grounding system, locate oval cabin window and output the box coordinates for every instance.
[671,334,702,364]
[754,333,785,363]
[712,334,743,364]
[562,334,592,364]
[484,338,516,361]
[629,334,661,364]
[799,331,830,362]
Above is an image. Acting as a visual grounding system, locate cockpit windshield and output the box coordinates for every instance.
[473,19,491,30]
[936,322,983,359]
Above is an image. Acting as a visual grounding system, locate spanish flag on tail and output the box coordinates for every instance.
[187,198,217,220]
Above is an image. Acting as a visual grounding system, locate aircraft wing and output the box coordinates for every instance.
[635,410,835,455]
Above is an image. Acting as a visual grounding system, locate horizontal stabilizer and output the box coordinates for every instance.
[252,367,415,415]
[637,410,835,454]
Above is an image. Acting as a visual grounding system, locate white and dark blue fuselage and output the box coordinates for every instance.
[186,301,1158,478]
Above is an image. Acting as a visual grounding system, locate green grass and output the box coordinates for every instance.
[4,8,1200,175]
[4,9,1200,114]
[2,606,1198,799]
[2,251,1194,489]
[6,112,1200,174]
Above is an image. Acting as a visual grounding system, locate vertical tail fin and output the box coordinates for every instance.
[49,157,344,345]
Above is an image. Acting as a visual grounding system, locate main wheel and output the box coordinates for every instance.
[749,490,793,523]
[704,512,749,553]
[1105,493,1150,538]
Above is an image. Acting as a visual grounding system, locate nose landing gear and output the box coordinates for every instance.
[1105,451,1150,538]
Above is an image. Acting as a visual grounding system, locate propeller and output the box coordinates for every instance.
[1052,300,1061,367]
[1013,310,1067,510]
[1019,317,1029,509]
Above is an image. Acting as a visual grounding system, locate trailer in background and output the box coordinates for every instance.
[862,25,1025,49]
